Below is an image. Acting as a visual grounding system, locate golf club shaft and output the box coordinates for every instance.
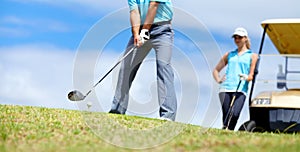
[84,46,137,97]
[235,80,242,92]
[225,97,236,130]
[225,79,242,129]
[229,96,236,107]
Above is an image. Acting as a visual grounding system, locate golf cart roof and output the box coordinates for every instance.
[261,19,300,54]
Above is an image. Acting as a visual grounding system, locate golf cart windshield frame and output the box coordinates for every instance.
[248,25,268,105]
[248,19,300,104]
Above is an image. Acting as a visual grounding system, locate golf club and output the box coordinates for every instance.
[68,46,137,101]
[224,78,242,130]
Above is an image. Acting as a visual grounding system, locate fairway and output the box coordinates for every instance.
[1,104,300,152]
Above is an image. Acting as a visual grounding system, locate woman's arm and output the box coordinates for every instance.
[247,53,259,81]
[213,52,229,83]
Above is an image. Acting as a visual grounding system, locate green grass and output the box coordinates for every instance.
[1,104,300,152]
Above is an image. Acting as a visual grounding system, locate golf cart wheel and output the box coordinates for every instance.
[239,120,256,132]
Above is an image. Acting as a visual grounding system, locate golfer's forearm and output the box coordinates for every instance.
[142,1,159,30]
[130,9,141,37]
[213,70,222,83]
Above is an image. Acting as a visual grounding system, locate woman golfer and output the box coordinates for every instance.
[213,27,258,130]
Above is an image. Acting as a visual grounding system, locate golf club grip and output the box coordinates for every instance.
[92,46,137,88]
[235,80,242,92]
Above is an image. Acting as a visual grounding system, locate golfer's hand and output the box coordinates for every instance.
[137,29,150,47]
[239,74,248,81]
[218,75,226,84]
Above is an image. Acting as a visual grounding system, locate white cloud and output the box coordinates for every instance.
[0,44,76,109]
[173,0,300,38]
[0,15,71,37]
[0,27,30,37]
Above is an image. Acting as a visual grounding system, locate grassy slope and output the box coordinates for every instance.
[1,104,300,152]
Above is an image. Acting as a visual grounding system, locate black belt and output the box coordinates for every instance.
[152,20,171,26]
[140,20,171,29]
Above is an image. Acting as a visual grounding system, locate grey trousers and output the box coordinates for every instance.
[110,24,177,121]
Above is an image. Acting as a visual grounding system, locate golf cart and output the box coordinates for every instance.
[239,19,300,132]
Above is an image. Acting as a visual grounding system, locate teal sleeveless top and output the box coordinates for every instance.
[128,0,173,24]
[220,49,253,94]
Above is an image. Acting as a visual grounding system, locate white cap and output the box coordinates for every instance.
[232,27,248,37]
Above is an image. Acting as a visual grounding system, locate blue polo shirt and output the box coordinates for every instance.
[128,0,173,24]
[220,49,253,94]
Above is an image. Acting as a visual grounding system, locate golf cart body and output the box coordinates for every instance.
[240,19,300,132]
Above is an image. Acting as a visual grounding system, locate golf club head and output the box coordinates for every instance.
[68,90,85,101]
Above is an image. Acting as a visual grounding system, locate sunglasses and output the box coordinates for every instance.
[233,35,244,39]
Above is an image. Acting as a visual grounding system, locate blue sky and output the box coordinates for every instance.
[1,0,300,130]
[1,0,103,49]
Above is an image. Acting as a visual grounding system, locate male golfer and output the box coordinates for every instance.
[109,0,177,121]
